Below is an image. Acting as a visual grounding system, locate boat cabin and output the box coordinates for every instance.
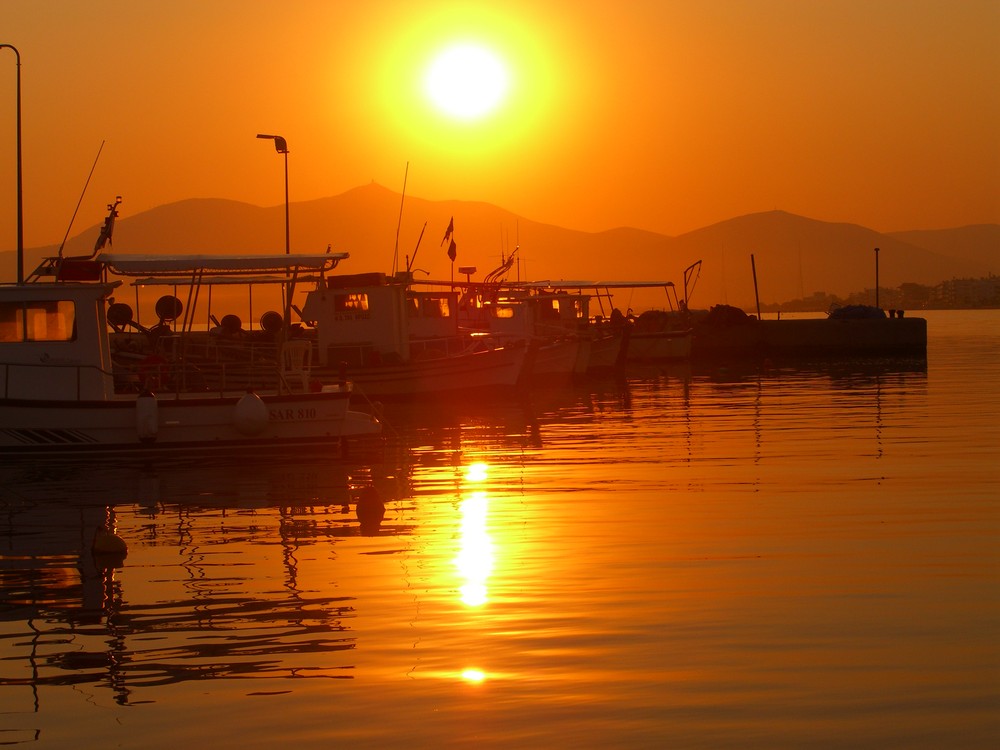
[300,273,469,367]
[0,282,118,401]
[301,273,410,367]
[459,286,591,341]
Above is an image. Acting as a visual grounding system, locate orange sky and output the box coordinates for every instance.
[1,0,997,251]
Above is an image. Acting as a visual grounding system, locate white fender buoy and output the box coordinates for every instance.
[233,391,269,435]
[135,390,158,442]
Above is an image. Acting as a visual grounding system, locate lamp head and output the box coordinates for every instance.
[256,133,288,154]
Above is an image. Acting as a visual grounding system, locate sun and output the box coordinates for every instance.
[424,43,509,120]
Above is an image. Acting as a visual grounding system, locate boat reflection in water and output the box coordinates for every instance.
[0,453,416,709]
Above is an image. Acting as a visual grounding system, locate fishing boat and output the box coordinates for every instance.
[624,309,693,361]
[532,280,694,364]
[482,279,694,366]
[1,213,381,455]
[456,283,592,378]
[295,271,532,398]
[414,256,699,372]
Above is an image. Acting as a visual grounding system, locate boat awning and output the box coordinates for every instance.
[97,252,349,277]
[522,280,675,289]
[126,274,325,287]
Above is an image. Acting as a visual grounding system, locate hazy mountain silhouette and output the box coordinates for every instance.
[5,183,996,308]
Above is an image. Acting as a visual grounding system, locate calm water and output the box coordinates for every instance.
[1,310,997,749]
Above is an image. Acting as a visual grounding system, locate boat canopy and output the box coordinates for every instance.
[124,275,325,288]
[97,253,349,277]
[518,280,675,289]
[413,278,674,291]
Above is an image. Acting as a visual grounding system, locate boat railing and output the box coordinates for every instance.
[114,356,287,397]
[111,334,314,396]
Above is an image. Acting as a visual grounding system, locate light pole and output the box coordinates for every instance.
[1,44,23,283]
[256,134,289,255]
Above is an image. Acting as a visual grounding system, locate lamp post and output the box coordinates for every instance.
[1,44,23,283]
[256,133,289,255]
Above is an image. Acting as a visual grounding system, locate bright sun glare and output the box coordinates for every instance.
[425,43,509,120]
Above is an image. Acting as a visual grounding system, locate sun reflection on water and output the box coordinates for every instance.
[460,668,486,684]
[455,462,494,607]
[465,461,489,483]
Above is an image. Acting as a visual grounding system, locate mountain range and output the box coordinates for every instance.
[4,182,997,310]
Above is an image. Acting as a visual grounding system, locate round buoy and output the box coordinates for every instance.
[220,314,243,334]
[93,526,128,556]
[155,295,183,322]
[233,391,269,435]
[356,486,385,535]
[107,302,134,329]
[260,310,283,333]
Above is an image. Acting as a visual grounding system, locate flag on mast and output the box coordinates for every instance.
[441,216,454,245]
[94,196,122,252]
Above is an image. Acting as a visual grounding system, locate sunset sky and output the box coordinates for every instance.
[1,0,997,252]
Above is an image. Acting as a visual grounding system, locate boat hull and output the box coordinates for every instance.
[0,389,380,455]
[586,330,627,370]
[625,329,693,361]
[531,338,587,379]
[331,344,531,399]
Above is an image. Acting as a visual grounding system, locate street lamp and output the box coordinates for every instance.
[256,133,289,255]
[1,44,23,283]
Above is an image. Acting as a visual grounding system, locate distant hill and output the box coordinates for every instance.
[3,183,996,309]
[667,211,996,309]
[888,225,1000,270]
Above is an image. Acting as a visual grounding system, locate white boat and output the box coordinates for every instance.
[529,281,694,363]
[454,279,693,368]
[411,248,698,372]
[297,272,532,398]
[2,243,381,455]
[435,280,593,379]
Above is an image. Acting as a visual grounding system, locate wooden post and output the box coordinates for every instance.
[751,253,761,319]
[874,247,880,309]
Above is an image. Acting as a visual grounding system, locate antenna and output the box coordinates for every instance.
[58,140,105,257]
[392,162,408,274]
[406,222,427,273]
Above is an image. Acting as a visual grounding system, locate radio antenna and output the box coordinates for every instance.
[58,140,105,257]
[392,161,409,274]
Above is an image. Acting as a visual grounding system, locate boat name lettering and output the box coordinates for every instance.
[269,407,318,421]
[331,311,370,322]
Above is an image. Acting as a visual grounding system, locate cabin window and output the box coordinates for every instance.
[493,305,515,320]
[334,292,368,312]
[0,302,22,341]
[0,300,77,342]
[422,297,451,318]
